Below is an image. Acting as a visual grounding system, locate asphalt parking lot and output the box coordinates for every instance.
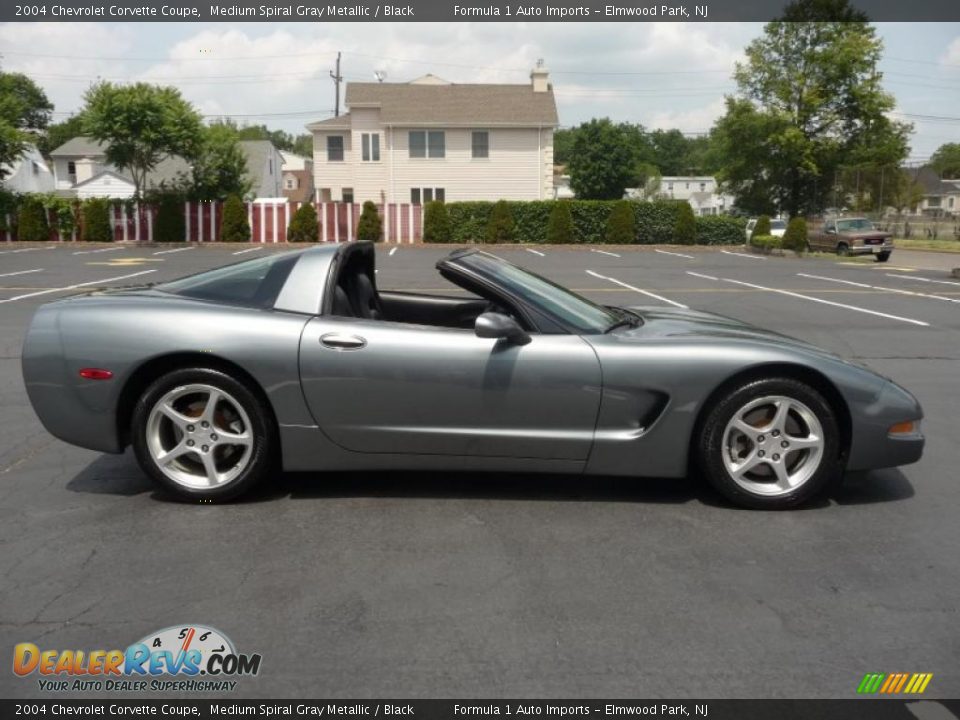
[1,241,958,699]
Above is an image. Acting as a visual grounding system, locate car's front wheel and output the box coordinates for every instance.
[836,242,850,257]
[131,368,274,502]
[698,377,842,509]
[876,251,891,263]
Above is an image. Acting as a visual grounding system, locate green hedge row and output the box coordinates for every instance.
[434,200,745,245]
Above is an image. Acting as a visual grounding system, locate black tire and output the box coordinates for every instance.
[131,367,275,502]
[875,252,891,263]
[697,377,843,510]
[836,242,850,257]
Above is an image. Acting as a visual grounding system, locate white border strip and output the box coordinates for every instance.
[0,268,44,278]
[686,271,718,281]
[590,249,621,258]
[886,273,960,288]
[0,270,157,304]
[232,246,264,256]
[721,250,767,260]
[798,272,960,305]
[655,248,694,259]
[586,269,687,309]
[525,248,545,257]
[153,247,196,256]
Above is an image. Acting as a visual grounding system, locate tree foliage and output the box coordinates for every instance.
[287,203,318,242]
[151,190,185,243]
[81,198,114,243]
[82,82,203,198]
[37,114,86,157]
[486,200,515,242]
[188,123,251,201]
[752,215,772,238]
[220,195,250,242]
[423,201,452,243]
[16,196,50,242]
[605,201,635,244]
[357,200,383,241]
[568,119,641,200]
[781,216,809,253]
[673,202,696,245]
[713,0,911,216]
[546,202,575,244]
[930,143,960,178]
[0,72,53,179]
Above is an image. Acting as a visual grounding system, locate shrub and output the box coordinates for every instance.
[485,200,514,243]
[750,234,781,253]
[17,196,50,242]
[287,203,318,242]
[751,215,772,240]
[781,217,808,254]
[153,192,185,243]
[673,202,696,245]
[423,201,452,243]
[356,201,383,242]
[220,195,250,243]
[695,215,747,245]
[605,201,635,244]
[546,202,575,244]
[80,198,113,242]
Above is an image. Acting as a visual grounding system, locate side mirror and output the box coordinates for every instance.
[475,312,531,346]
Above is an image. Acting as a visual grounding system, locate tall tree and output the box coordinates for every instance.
[0,72,53,179]
[83,82,203,198]
[188,122,251,201]
[568,119,641,200]
[713,0,911,215]
[37,114,86,157]
[930,143,960,178]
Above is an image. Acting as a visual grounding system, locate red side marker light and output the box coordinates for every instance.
[79,368,113,380]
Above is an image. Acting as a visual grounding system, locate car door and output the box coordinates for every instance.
[813,220,836,252]
[298,316,602,460]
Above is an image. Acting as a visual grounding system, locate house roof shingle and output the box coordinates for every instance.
[341,82,558,127]
[305,114,352,131]
[49,136,107,157]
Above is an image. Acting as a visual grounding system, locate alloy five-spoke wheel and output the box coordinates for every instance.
[698,377,842,509]
[132,368,274,501]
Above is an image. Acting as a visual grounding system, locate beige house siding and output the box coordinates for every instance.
[313,114,554,203]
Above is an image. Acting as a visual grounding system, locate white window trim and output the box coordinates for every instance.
[408,130,446,159]
[361,132,381,163]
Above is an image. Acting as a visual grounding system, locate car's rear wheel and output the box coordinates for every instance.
[698,377,842,509]
[876,251,891,263]
[836,242,850,257]
[132,368,274,502]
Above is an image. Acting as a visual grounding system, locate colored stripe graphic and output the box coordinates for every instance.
[857,673,932,694]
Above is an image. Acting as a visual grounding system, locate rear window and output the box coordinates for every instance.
[157,252,300,308]
[770,220,787,230]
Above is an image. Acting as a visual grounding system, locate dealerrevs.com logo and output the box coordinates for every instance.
[13,625,262,692]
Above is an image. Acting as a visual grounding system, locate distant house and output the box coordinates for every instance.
[1,144,55,193]
[628,175,735,216]
[280,150,314,203]
[907,166,960,217]
[306,64,558,205]
[48,136,283,200]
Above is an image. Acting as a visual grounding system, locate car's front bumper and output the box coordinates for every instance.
[850,243,894,256]
[846,380,924,471]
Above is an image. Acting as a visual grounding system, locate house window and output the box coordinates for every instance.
[327,136,344,162]
[685,182,690,190]
[342,188,354,204]
[361,133,380,162]
[667,183,673,191]
[67,161,76,177]
[928,197,941,208]
[472,131,489,159]
[950,197,955,209]
[285,177,298,190]
[411,187,445,204]
[700,182,706,192]
[409,131,445,158]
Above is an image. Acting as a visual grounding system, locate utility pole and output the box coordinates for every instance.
[330,52,343,117]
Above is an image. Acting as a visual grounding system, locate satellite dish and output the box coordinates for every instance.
[374,70,387,83]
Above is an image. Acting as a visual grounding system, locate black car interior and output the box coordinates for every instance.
[329,244,520,330]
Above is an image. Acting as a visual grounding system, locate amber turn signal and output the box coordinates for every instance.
[888,420,918,436]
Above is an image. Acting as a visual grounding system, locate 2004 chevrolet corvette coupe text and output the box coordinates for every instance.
[22,242,924,509]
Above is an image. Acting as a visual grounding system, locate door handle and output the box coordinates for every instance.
[320,333,366,350]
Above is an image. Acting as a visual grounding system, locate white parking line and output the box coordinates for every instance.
[524,248,545,257]
[0,270,157,304]
[721,250,767,260]
[886,273,960,288]
[153,246,197,256]
[590,249,621,258]
[686,271,718,281]
[720,277,929,326]
[73,247,126,256]
[232,246,264,256]
[655,249,694,259]
[0,247,54,255]
[798,273,960,305]
[389,247,398,256]
[586,270,687,309]
[0,268,44,279]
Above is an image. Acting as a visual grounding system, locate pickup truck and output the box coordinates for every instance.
[809,217,893,262]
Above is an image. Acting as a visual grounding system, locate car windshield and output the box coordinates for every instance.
[836,218,874,232]
[454,251,620,334]
[770,220,787,230]
[156,251,301,308]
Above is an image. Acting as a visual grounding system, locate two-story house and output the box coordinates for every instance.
[628,175,736,216]
[48,136,283,200]
[280,150,315,204]
[306,65,558,205]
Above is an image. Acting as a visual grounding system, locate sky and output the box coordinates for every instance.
[1,21,958,163]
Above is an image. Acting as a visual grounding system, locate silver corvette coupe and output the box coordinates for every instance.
[23,242,924,509]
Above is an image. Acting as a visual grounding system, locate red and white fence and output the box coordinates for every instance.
[2,201,424,244]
